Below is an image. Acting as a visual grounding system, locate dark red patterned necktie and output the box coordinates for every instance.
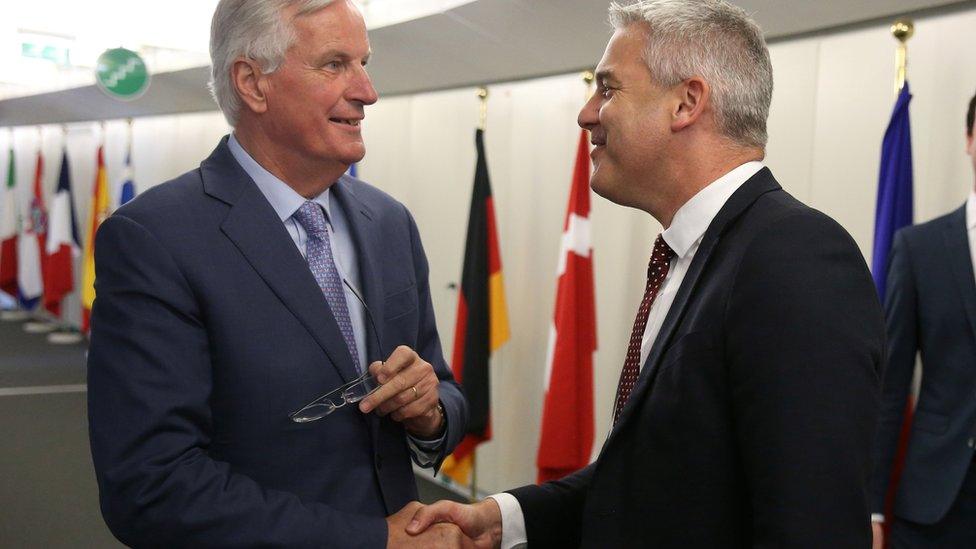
[613,234,675,426]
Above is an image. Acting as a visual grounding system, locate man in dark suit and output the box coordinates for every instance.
[406,1,884,547]
[870,91,976,548]
[87,1,469,547]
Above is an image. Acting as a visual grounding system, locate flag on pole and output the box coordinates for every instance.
[872,83,914,296]
[872,82,914,534]
[537,130,597,483]
[442,128,510,486]
[1,147,19,298]
[81,145,110,333]
[16,150,46,310]
[44,149,80,317]
[116,152,136,208]
[347,163,358,178]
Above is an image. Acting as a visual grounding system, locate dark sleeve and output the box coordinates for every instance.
[725,212,883,548]
[87,214,387,549]
[404,206,468,470]
[870,229,918,513]
[506,463,595,548]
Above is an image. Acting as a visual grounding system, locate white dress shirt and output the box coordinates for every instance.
[227,134,443,464]
[490,161,765,548]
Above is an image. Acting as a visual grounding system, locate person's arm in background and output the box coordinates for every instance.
[869,230,920,548]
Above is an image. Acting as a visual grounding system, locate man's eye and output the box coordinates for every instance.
[601,87,614,98]
[323,61,342,71]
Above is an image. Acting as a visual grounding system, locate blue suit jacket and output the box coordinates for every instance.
[87,137,467,548]
[872,205,976,524]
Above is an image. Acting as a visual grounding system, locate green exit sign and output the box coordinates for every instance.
[21,42,70,65]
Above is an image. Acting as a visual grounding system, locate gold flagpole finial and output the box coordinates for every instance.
[891,19,914,94]
[477,87,488,131]
[582,70,595,101]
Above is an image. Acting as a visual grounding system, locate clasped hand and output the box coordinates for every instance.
[386,499,502,548]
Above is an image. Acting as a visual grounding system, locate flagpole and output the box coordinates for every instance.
[477,87,488,131]
[582,70,594,100]
[891,19,913,95]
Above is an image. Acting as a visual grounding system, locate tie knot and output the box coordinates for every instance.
[293,201,328,238]
[647,234,675,276]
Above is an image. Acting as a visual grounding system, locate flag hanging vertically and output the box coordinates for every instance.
[17,150,45,310]
[45,149,80,317]
[537,130,597,483]
[1,147,19,298]
[442,128,510,486]
[117,152,136,208]
[81,145,110,333]
[872,83,914,296]
[872,82,915,535]
[347,163,358,178]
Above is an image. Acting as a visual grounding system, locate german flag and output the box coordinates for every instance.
[442,128,509,486]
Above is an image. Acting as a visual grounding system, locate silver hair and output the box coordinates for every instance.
[208,0,337,126]
[608,0,773,148]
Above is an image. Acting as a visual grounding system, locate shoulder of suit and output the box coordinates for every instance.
[111,167,208,230]
[336,174,410,218]
[898,206,963,243]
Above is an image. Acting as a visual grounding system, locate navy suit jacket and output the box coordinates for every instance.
[508,169,884,547]
[871,205,976,524]
[87,137,467,548]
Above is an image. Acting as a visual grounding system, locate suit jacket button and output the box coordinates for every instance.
[969,438,975,449]
[375,455,383,470]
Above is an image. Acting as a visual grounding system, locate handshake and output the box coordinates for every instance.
[385,498,504,548]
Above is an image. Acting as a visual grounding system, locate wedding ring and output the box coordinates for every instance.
[411,385,419,399]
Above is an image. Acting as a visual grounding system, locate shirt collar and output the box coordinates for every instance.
[967,190,976,230]
[662,161,765,258]
[227,133,333,222]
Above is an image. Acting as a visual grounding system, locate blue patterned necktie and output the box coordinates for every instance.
[293,200,361,373]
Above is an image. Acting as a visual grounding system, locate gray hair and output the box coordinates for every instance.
[608,0,773,148]
[208,0,337,126]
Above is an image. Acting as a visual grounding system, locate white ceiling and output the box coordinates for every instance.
[0,0,971,125]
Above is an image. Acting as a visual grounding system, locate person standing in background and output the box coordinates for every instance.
[872,91,976,549]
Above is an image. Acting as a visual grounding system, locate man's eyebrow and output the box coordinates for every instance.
[595,68,616,85]
[312,49,372,65]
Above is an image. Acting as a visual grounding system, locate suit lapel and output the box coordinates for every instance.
[604,168,782,445]
[332,177,387,362]
[332,177,387,440]
[201,138,360,384]
[944,206,976,346]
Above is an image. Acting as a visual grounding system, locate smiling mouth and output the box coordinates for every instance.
[330,118,362,127]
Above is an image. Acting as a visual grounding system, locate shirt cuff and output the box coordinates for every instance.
[406,431,444,467]
[487,493,527,549]
[871,513,885,523]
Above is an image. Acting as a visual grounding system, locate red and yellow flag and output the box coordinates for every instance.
[442,128,509,486]
[81,145,110,333]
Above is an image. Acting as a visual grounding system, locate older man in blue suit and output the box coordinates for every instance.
[87,1,468,547]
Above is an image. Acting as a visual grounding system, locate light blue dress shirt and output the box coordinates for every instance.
[227,134,442,463]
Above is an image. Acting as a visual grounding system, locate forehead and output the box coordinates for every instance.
[289,0,370,52]
[595,24,649,81]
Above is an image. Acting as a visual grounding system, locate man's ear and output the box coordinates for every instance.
[671,77,709,132]
[232,57,269,115]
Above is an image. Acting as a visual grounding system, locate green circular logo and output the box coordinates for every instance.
[95,48,150,100]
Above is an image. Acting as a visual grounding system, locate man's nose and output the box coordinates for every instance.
[348,65,379,106]
[578,93,600,130]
